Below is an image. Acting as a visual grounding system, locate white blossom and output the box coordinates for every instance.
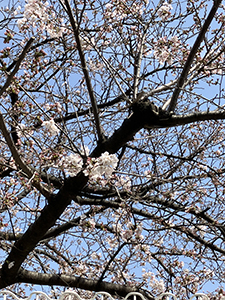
[58,150,118,180]
[154,48,170,65]
[127,221,133,229]
[55,102,62,113]
[16,123,26,138]
[154,35,180,65]
[115,175,131,190]
[91,252,98,260]
[59,153,83,177]
[121,229,133,241]
[42,119,60,136]
[17,0,65,38]
[44,103,51,111]
[198,225,207,237]
[84,152,118,182]
[204,268,214,278]
[106,237,119,249]
[147,272,165,293]
[135,224,144,240]
[14,5,21,15]
[158,2,173,21]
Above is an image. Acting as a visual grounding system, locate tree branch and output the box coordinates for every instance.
[16,269,154,299]
[72,196,225,255]
[42,205,107,240]
[53,90,131,124]
[0,172,87,288]
[0,37,34,97]
[98,242,127,284]
[157,109,225,127]
[133,27,147,100]
[1,95,224,288]
[92,104,225,157]
[0,37,51,199]
[167,0,222,112]
[63,0,104,142]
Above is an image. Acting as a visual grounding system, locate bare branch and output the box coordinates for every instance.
[0,110,51,199]
[157,110,225,127]
[133,27,147,100]
[63,0,104,142]
[0,37,35,97]
[167,0,223,112]
[0,37,51,199]
[17,269,154,299]
[0,172,87,288]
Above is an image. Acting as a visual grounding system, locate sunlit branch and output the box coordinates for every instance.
[133,27,147,100]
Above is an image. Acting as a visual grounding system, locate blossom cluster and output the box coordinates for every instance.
[58,153,83,177]
[42,119,60,136]
[58,150,118,182]
[79,217,97,234]
[111,209,144,242]
[142,270,165,293]
[115,175,131,191]
[16,123,34,138]
[120,223,144,241]
[45,102,62,113]
[88,57,104,73]
[104,0,146,25]
[17,0,65,38]
[157,1,173,21]
[154,35,181,65]
[11,116,119,183]
[83,151,119,182]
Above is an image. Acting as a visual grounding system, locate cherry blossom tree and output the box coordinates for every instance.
[0,0,225,298]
